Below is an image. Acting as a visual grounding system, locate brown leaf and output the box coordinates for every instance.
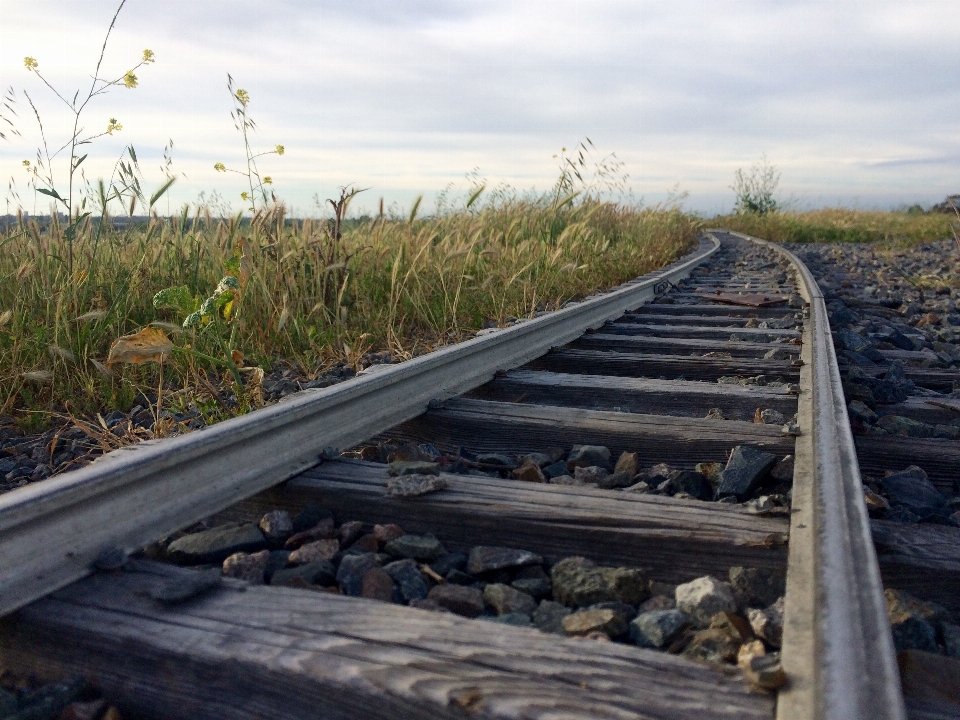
[106,327,173,367]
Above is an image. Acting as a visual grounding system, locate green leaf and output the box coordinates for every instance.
[37,187,65,201]
[149,176,177,209]
[128,146,138,164]
[223,256,240,275]
[153,285,197,316]
[73,154,87,171]
[215,290,234,309]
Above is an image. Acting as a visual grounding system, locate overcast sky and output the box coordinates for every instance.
[1,0,957,217]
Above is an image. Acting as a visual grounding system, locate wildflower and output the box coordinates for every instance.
[23,57,38,71]
[275,145,285,156]
[263,176,273,185]
[214,162,226,172]
[142,49,155,63]
[22,160,30,167]
[106,118,122,134]
[123,71,138,89]
[235,88,250,107]
[240,191,250,201]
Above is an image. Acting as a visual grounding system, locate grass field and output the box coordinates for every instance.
[713,207,956,246]
[0,197,699,430]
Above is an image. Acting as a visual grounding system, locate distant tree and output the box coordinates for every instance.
[731,155,780,215]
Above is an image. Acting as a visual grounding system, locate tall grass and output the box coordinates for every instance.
[714,208,955,246]
[0,197,699,428]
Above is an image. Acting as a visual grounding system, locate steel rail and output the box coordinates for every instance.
[0,236,720,617]
[714,230,906,720]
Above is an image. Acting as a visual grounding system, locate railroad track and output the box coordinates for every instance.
[0,230,954,719]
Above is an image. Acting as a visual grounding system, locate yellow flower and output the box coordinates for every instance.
[240,191,249,201]
[214,162,226,172]
[123,71,138,89]
[23,57,38,71]
[142,49,155,64]
[22,160,30,167]
[275,145,285,156]
[263,176,273,185]
[106,118,122,134]
[235,89,250,107]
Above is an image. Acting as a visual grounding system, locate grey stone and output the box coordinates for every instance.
[683,628,740,663]
[265,550,290,580]
[667,470,713,501]
[763,348,790,361]
[474,453,517,469]
[573,465,608,484]
[880,466,946,516]
[167,523,267,565]
[483,583,537,616]
[770,455,795,482]
[876,415,937,438]
[222,550,270,584]
[848,400,878,424]
[729,566,785,609]
[630,609,691,648]
[511,566,551,599]
[384,534,446,561]
[716,446,777,501]
[258,510,293,541]
[838,328,870,353]
[383,558,429,601]
[542,460,570,479]
[427,584,485,617]
[429,552,467,576]
[566,445,612,470]
[467,546,542,574]
[757,409,786,425]
[446,569,477,585]
[292,505,335,533]
[532,600,571,634]
[385,474,449,497]
[562,608,628,638]
[387,460,440,476]
[336,553,379,596]
[597,472,635,489]
[748,597,785,647]
[675,575,737,628]
[891,614,939,654]
[271,559,337,587]
[589,600,637,623]
[551,556,649,607]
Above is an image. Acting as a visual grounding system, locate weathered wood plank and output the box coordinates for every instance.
[387,398,795,465]
[572,333,797,358]
[467,369,798,421]
[871,520,960,614]
[526,348,800,382]
[614,313,794,328]
[877,398,959,426]
[220,459,790,582]
[0,561,775,720]
[861,367,960,393]
[625,304,790,318]
[602,322,799,340]
[855,436,960,491]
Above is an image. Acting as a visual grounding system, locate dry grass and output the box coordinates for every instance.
[0,197,699,430]
[713,208,955,247]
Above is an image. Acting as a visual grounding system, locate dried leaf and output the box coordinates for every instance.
[23,370,52,383]
[231,349,244,366]
[106,327,173,367]
[0,309,11,327]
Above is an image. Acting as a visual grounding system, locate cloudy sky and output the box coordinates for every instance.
[0,0,957,217]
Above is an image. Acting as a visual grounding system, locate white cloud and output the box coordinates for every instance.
[0,0,957,216]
